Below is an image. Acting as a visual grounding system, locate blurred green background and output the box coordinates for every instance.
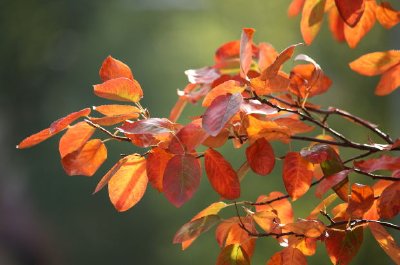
[2,0,399,264]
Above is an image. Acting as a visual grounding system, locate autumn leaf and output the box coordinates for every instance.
[377,182,400,219]
[251,210,278,233]
[168,119,208,154]
[375,63,400,96]
[257,42,278,72]
[185,67,220,84]
[369,222,400,264]
[216,244,250,265]
[346,183,374,218]
[245,115,291,143]
[334,0,365,27]
[353,154,400,172]
[255,192,294,224]
[260,44,300,80]
[173,215,221,244]
[17,128,55,149]
[283,152,314,201]
[246,138,275,176]
[163,154,201,207]
[328,6,345,42]
[215,40,241,63]
[375,2,400,29]
[315,169,351,198]
[118,118,176,135]
[283,219,326,238]
[202,93,243,137]
[204,148,240,200]
[61,139,107,176]
[202,80,244,107]
[349,50,400,76]
[301,0,326,45]
[288,236,317,256]
[88,113,139,126]
[146,147,174,192]
[93,77,143,102]
[288,0,306,17]
[59,121,95,158]
[240,28,255,78]
[99,56,134,82]
[93,104,140,116]
[266,247,307,265]
[108,155,148,212]
[307,193,338,219]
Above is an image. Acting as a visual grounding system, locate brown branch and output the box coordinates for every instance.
[85,119,131,142]
[348,167,400,181]
[343,150,377,164]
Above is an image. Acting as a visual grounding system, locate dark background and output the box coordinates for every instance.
[1,0,399,264]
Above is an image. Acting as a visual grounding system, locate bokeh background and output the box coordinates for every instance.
[2,0,399,264]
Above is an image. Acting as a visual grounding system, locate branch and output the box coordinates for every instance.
[348,167,400,181]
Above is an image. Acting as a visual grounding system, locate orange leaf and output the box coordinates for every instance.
[93,77,143,102]
[325,226,363,265]
[288,236,317,256]
[17,128,54,149]
[377,182,400,219]
[250,72,290,96]
[240,28,256,78]
[283,152,314,200]
[146,147,174,192]
[261,44,300,80]
[61,139,107,176]
[49,108,91,133]
[258,42,278,72]
[275,117,315,135]
[369,222,400,264]
[307,192,337,219]
[202,129,229,148]
[283,219,326,238]
[344,0,376,48]
[173,215,221,244]
[288,0,306,17]
[354,154,400,172]
[99,56,134,82]
[266,247,307,265]
[216,244,250,265]
[375,2,400,29]
[349,50,400,76]
[245,115,291,143]
[169,97,187,123]
[346,183,374,218]
[246,138,275,176]
[301,0,326,45]
[255,192,294,224]
[375,63,400,96]
[334,0,365,27]
[328,6,345,42]
[204,148,240,200]
[215,40,241,63]
[252,210,278,233]
[88,113,139,126]
[202,80,244,107]
[162,154,201,207]
[59,121,95,158]
[315,169,351,198]
[93,104,140,116]
[108,155,147,212]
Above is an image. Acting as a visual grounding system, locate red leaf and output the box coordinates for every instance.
[328,6,346,42]
[369,223,400,264]
[335,0,365,27]
[61,139,107,176]
[108,155,148,212]
[49,108,91,133]
[204,148,240,200]
[118,118,175,135]
[301,0,326,45]
[377,182,400,219]
[173,215,221,244]
[216,244,250,265]
[168,119,208,154]
[93,77,143,102]
[99,56,134,82]
[246,138,275,176]
[202,93,243,137]
[215,40,240,63]
[255,192,294,224]
[146,147,173,192]
[354,155,400,172]
[240,28,255,78]
[325,226,363,265]
[288,0,306,17]
[346,183,374,218]
[283,152,313,200]
[59,121,95,158]
[162,154,201,207]
[315,169,351,198]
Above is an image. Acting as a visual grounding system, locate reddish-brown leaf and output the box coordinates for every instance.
[369,222,400,264]
[349,50,400,76]
[93,104,140,116]
[375,63,400,96]
[202,93,243,137]
[240,28,255,78]
[283,219,326,238]
[354,155,400,172]
[93,77,143,102]
[315,169,351,198]
[17,128,54,149]
[266,247,307,265]
[377,182,400,219]
[255,192,294,224]
[59,121,95,158]
[346,183,374,218]
[204,148,240,200]
[168,119,208,154]
[343,0,376,48]
[328,6,345,42]
[99,56,134,82]
[202,80,244,107]
[375,2,400,29]
[163,154,201,207]
[108,155,148,212]
[283,152,314,200]
[146,147,174,192]
[61,139,107,176]
[335,0,365,27]
[246,138,275,176]
[301,0,326,45]
[325,226,363,265]
[49,108,91,133]
[216,244,250,265]
[173,215,221,244]
[288,0,306,17]
[215,40,241,63]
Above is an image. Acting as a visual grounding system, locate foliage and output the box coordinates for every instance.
[18,1,400,264]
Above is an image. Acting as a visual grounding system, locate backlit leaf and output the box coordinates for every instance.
[258,42,278,72]
[146,147,174,192]
[288,236,317,256]
[205,148,240,200]
[377,182,400,219]
[245,115,291,143]
[163,154,201,207]
[61,139,107,176]
[334,0,365,27]
[301,0,326,45]
[88,113,139,126]
[308,193,338,219]
[173,215,221,244]
[266,247,307,265]
[168,119,208,154]
[216,244,250,265]
[202,80,244,107]
[354,154,400,172]
[283,219,326,238]
[283,152,313,201]
[59,121,95,158]
[246,138,275,176]
[315,169,351,198]
[185,67,220,84]
[215,40,240,63]
[349,50,400,76]
[99,56,134,82]
[375,2,400,29]
[375,63,400,96]
[202,93,243,137]
[118,118,175,135]
[93,77,143,102]
[328,6,345,42]
[261,44,300,80]
[288,0,306,17]
[346,183,374,218]
[252,210,278,233]
[49,108,91,133]
[17,128,55,149]
[256,192,294,224]
[108,155,148,212]
[369,222,400,264]
[93,104,140,116]
[240,28,255,78]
